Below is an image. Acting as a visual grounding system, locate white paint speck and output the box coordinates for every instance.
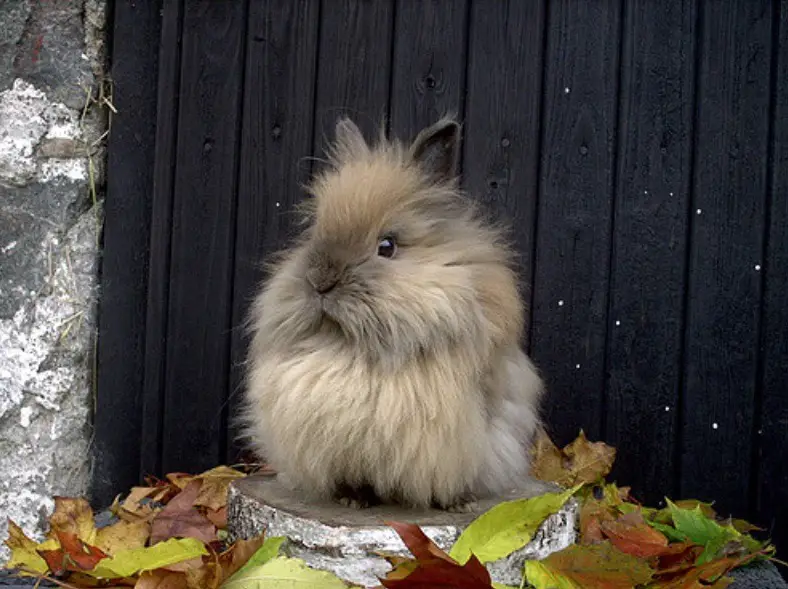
[615,320,621,326]
[564,87,570,94]
[2,241,18,254]
[712,422,719,430]
[696,208,702,215]
[575,364,581,369]
[669,192,674,196]
[558,300,564,307]
[19,407,33,428]
[644,190,649,195]
[755,264,761,271]
[665,406,670,412]
[275,202,281,208]
[758,429,763,435]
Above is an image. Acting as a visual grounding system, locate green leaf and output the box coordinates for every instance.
[225,536,286,582]
[646,520,689,543]
[524,560,578,589]
[666,499,738,565]
[221,555,349,588]
[89,537,208,578]
[449,485,581,565]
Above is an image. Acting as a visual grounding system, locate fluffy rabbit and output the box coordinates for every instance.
[241,116,546,511]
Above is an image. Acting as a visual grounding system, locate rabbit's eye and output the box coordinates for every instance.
[377,236,397,258]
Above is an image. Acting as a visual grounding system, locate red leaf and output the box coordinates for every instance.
[38,531,108,575]
[381,521,493,589]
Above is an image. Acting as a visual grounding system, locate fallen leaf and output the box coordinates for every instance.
[205,506,227,529]
[652,555,738,588]
[47,497,98,545]
[532,430,616,487]
[38,530,108,575]
[666,500,738,565]
[150,480,216,545]
[95,520,151,555]
[4,519,49,575]
[218,534,270,581]
[654,542,704,574]
[600,510,669,558]
[221,555,349,588]
[382,521,493,588]
[524,541,654,589]
[134,569,189,589]
[192,466,246,511]
[91,537,209,579]
[449,485,580,565]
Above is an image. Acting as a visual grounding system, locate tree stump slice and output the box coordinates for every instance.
[227,474,578,587]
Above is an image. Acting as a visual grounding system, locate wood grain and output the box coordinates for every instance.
[680,0,773,514]
[388,0,468,142]
[462,0,546,342]
[530,0,622,445]
[93,0,163,505]
[161,0,248,474]
[227,0,320,462]
[604,0,697,504]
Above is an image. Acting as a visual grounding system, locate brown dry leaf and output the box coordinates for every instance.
[600,510,669,558]
[652,555,737,588]
[192,466,246,511]
[217,534,267,580]
[166,473,196,491]
[95,519,151,555]
[150,480,216,545]
[186,559,222,589]
[134,569,189,589]
[204,506,227,529]
[527,541,654,589]
[532,429,616,487]
[118,487,163,522]
[47,497,97,545]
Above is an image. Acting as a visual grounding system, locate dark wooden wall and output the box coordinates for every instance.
[96,0,788,558]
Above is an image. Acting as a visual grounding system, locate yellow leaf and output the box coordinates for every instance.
[221,555,349,588]
[95,519,151,555]
[48,496,97,545]
[3,520,48,576]
[449,485,580,565]
[532,430,616,487]
[193,466,246,511]
[525,560,579,589]
[90,537,209,579]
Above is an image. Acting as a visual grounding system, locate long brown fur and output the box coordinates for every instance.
[241,116,546,509]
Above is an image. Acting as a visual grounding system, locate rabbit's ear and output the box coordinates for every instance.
[409,117,461,182]
[333,116,369,161]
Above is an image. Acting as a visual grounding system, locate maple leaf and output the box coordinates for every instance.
[524,541,654,589]
[531,429,616,487]
[37,530,108,575]
[150,480,216,545]
[599,510,669,558]
[4,519,49,575]
[47,497,98,545]
[95,520,151,555]
[192,465,246,511]
[381,521,493,589]
[118,487,166,523]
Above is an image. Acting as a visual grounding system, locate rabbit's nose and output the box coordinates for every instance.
[306,268,338,294]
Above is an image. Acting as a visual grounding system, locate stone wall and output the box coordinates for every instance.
[0,0,107,560]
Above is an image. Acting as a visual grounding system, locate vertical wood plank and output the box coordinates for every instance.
[140,0,184,481]
[462,0,546,325]
[605,0,697,503]
[161,0,248,474]
[227,0,320,461]
[530,0,622,445]
[680,0,773,514]
[388,0,468,141]
[92,0,162,505]
[755,0,787,550]
[312,0,394,144]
